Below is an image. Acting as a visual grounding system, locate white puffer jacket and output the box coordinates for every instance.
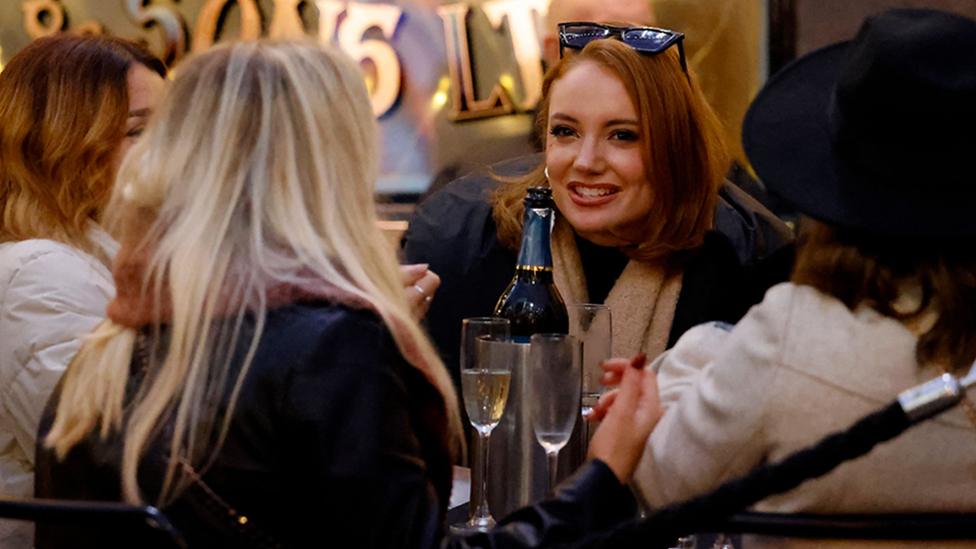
[0,225,116,498]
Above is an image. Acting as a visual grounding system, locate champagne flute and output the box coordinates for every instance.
[451,318,511,534]
[528,333,581,492]
[569,303,612,422]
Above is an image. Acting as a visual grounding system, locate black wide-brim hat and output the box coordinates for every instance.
[743,8,976,236]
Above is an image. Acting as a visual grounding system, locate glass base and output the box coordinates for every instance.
[449,515,496,534]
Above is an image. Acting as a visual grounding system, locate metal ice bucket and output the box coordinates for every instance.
[480,342,585,517]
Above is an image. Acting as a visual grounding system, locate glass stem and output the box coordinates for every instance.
[471,431,492,522]
[581,413,591,456]
[547,450,559,492]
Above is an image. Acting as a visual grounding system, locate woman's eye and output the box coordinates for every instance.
[548,125,576,138]
[610,129,639,142]
[126,127,144,138]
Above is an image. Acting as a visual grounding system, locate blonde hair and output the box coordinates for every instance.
[45,41,462,505]
[0,34,165,256]
[493,39,728,262]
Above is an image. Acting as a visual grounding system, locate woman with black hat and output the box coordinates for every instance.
[609,7,976,536]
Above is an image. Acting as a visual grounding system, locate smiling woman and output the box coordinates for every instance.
[404,26,794,385]
[486,37,786,361]
[495,38,726,262]
[546,61,669,247]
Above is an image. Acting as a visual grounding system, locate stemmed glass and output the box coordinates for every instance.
[528,333,581,491]
[569,304,612,443]
[450,317,512,534]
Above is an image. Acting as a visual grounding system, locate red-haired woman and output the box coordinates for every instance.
[0,34,165,536]
[405,26,792,380]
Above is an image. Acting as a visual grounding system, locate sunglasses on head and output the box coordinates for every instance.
[557,22,688,75]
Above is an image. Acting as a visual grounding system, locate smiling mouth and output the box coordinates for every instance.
[568,183,620,202]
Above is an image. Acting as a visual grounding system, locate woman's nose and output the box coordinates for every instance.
[572,136,605,174]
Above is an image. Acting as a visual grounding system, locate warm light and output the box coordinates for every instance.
[431,90,448,110]
[0,47,4,74]
[363,72,377,94]
[499,73,515,93]
[430,76,451,111]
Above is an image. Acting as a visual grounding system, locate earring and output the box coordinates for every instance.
[544,166,550,182]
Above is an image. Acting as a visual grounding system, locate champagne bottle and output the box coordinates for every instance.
[493,187,568,342]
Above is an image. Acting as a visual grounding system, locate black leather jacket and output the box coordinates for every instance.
[35,303,637,548]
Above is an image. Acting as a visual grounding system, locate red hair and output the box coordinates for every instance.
[0,34,165,254]
[493,39,728,261]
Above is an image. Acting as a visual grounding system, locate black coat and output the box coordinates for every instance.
[35,303,636,548]
[403,155,795,388]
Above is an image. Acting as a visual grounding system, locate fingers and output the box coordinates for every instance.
[600,358,629,387]
[614,364,641,407]
[614,352,662,436]
[400,263,429,285]
[428,269,441,285]
[601,358,629,373]
[586,389,618,422]
[600,353,646,387]
[590,353,649,421]
[636,359,663,427]
[586,353,657,483]
[403,266,440,320]
[419,270,441,300]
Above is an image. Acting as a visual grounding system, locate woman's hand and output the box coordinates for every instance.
[585,357,631,422]
[599,356,629,390]
[401,263,440,319]
[586,353,662,484]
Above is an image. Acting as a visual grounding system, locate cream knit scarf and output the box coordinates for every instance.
[551,218,683,359]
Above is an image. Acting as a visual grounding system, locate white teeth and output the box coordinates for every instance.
[575,186,613,198]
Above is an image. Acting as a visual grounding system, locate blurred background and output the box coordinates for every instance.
[2,0,975,220]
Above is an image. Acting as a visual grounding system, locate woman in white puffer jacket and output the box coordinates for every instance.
[0,35,165,542]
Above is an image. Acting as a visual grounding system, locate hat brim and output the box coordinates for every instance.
[743,42,976,236]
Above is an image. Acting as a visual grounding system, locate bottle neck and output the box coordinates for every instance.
[516,205,554,271]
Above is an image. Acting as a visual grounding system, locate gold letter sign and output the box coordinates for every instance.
[193,0,263,52]
[16,1,549,120]
[317,1,404,117]
[437,3,515,121]
[482,0,547,111]
[124,0,186,64]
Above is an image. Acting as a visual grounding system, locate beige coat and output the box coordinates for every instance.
[634,283,976,548]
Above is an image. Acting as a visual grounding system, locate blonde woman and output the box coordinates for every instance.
[0,33,164,513]
[36,41,661,548]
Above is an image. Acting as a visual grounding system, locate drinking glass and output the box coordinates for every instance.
[569,304,612,427]
[451,318,511,534]
[528,333,581,492]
